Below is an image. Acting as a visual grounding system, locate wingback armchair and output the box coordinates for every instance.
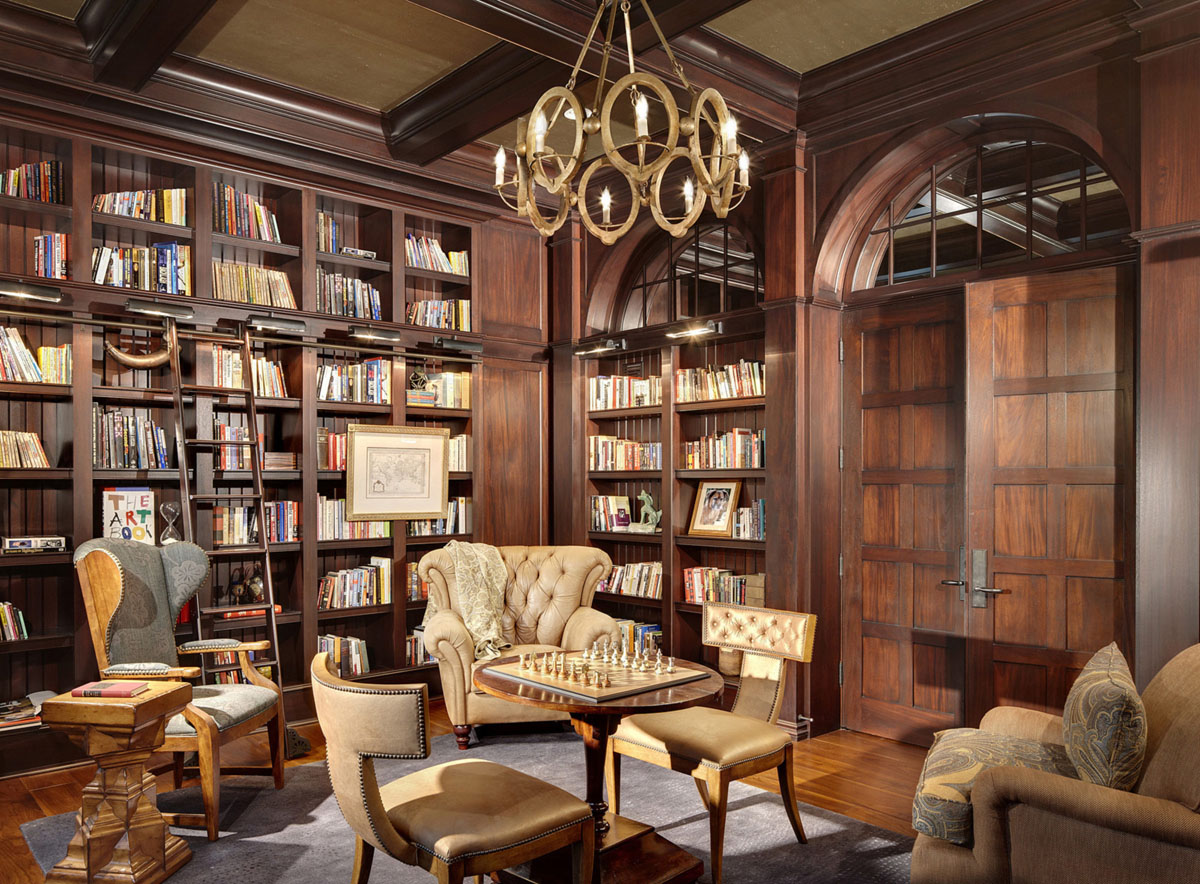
[74,539,285,840]
[419,545,619,749]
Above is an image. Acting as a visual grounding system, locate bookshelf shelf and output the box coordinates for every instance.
[593,591,663,607]
[405,266,469,286]
[316,250,391,273]
[406,405,470,420]
[0,552,71,569]
[212,394,301,411]
[91,212,193,239]
[674,535,765,551]
[316,400,392,415]
[92,469,183,482]
[675,396,765,413]
[675,469,766,480]
[406,533,470,547]
[317,604,392,621]
[212,610,302,633]
[210,232,301,257]
[588,471,663,480]
[214,470,302,482]
[587,405,662,420]
[0,382,71,400]
[449,471,472,480]
[398,662,439,673]
[587,531,663,545]
[0,634,74,654]
[0,468,71,480]
[0,193,71,218]
[674,602,703,615]
[317,537,394,551]
[91,386,178,405]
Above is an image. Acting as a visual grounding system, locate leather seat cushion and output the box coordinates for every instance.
[380,758,591,864]
[165,684,278,736]
[911,727,1079,846]
[471,644,561,693]
[613,706,790,770]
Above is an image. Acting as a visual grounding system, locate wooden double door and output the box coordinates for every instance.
[842,265,1134,745]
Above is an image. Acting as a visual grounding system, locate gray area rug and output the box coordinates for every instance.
[23,731,911,883]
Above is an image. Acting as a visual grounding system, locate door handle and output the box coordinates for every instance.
[973,585,1010,595]
[940,580,965,587]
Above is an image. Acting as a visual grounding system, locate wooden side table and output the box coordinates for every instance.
[40,681,193,884]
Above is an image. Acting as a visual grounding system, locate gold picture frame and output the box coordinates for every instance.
[346,424,450,521]
[687,480,742,537]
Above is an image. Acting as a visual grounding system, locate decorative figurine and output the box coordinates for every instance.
[626,490,662,534]
[159,501,182,545]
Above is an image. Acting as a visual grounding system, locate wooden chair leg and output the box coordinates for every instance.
[199,734,220,841]
[777,748,807,844]
[704,770,729,884]
[172,752,184,790]
[352,837,374,884]
[267,708,285,788]
[435,861,464,883]
[694,774,709,807]
[577,818,595,884]
[453,725,472,750]
[605,739,620,815]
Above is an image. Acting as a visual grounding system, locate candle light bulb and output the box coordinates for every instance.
[635,94,649,139]
[494,146,506,187]
[600,187,612,225]
[738,150,750,188]
[534,112,547,154]
[683,177,695,214]
[723,116,738,155]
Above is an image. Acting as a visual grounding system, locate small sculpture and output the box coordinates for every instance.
[159,502,181,545]
[626,490,662,534]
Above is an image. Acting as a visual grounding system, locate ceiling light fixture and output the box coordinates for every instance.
[124,298,195,320]
[434,335,484,354]
[665,320,721,339]
[0,280,63,303]
[493,0,750,246]
[576,338,627,357]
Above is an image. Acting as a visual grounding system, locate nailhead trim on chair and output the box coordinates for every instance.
[611,735,787,771]
[179,639,241,651]
[412,815,595,865]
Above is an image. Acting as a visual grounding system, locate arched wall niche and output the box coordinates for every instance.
[812,109,1136,303]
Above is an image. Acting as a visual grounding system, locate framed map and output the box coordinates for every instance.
[346,424,449,520]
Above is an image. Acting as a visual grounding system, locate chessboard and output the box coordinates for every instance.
[487,650,709,703]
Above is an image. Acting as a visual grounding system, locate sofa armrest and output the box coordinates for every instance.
[978,706,1065,745]
[561,606,619,652]
[423,610,474,723]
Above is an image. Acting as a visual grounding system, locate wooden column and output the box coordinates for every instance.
[1131,0,1200,687]
[549,218,588,545]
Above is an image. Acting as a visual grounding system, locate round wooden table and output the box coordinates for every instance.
[475,656,724,884]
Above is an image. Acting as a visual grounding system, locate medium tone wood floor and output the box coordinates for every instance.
[0,702,924,883]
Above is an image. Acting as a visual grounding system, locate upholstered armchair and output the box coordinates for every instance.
[311,652,594,884]
[420,545,619,749]
[74,538,285,841]
[910,642,1200,884]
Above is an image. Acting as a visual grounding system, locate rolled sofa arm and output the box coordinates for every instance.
[562,606,620,652]
[978,705,1065,746]
[422,610,475,723]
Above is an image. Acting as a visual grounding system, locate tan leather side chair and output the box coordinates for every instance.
[311,652,595,884]
[606,603,817,884]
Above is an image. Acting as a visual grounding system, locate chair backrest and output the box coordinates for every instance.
[702,602,817,724]
[1136,642,1200,809]
[419,545,612,647]
[73,539,210,670]
[310,652,429,862]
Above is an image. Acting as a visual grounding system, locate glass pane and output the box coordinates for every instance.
[617,286,646,331]
[645,279,669,326]
[1083,177,1131,246]
[980,140,1028,204]
[935,213,978,277]
[727,271,759,311]
[892,220,932,283]
[697,278,721,316]
[981,199,1028,267]
[897,183,932,224]
[935,156,978,217]
[675,274,696,319]
[1029,142,1080,192]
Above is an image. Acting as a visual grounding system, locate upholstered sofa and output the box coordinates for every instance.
[420,545,619,749]
[910,642,1200,883]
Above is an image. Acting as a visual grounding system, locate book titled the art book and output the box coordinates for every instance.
[71,681,150,698]
[101,487,155,544]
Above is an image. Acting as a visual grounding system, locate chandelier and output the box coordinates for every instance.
[493,0,750,245]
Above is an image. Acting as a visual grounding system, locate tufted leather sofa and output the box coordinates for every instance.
[419,545,619,749]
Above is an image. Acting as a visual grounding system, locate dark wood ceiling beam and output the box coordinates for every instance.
[76,0,217,91]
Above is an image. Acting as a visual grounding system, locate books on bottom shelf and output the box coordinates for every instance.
[590,495,633,532]
[317,358,391,404]
[674,360,765,403]
[407,626,434,666]
[317,556,393,609]
[0,430,50,468]
[212,261,296,308]
[682,568,765,606]
[92,243,190,294]
[405,562,429,601]
[319,633,370,677]
[613,619,662,655]
[0,601,29,640]
[0,326,53,383]
[316,428,346,470]
[731,499,766,541]
[317,495,391,540]
[406,497,471,537]
[0,691,54,732]
[588,374,662,411]
[601,562,663,599]
[33,234,68,280]
[405,371,470,408]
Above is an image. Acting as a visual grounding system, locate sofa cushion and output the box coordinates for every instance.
[1062,642,1147,790]
[165,684,278,736]
[912,727,1078,846]
[1137,643,1200,809]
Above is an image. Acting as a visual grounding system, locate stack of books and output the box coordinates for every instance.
[317,495,391,540]
[93,188,187,225]
[587,436,661,471]
[405,234,469,276]
[33,234,68,280]
[212,345,289,398]
[405,562,429,600]
[682,568,765,606]
[318,633,370,677]
[0,695,44,733]
[316,428,346,470]
[91,407,168,468]
[681,427,764,470]
[731,498,766,541]
[602,562,663,599]
[2,159,63,202]
[406,497,471,536]
[406,629,434,666]
[405,298,471,331]
[0,431,50,468]
[317,267,382,319]
[317,358,390,404]
[0,601,29,640]
[404,371,470,408]
[589,374,662,410]
[448,434,470,471]
[0,327,50,383]
[92,243,190,294]
[590,495,634,532]
[212,182,281,241]
[36,343,71,383]
[262,452,297,470]
[674,360,765,402]
[613,619,662,655]
[317,557,392,609]
[211,262,296,308]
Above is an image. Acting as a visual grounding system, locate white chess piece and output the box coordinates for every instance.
[666,656,676,673]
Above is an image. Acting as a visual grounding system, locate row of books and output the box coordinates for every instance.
[37,343,71,384]
[404,371,470,409]
[602,562,663,599]
[316,428,346,470]
[318,633,370,677]
[674,360,765,403]
[33,233,68,280]
[590,494,636,533]
[731,498,766,541]
[316,211,343,254]
[212,345,289,398]
[317,495,391,540]
[2,160,62,203]
[317,358,391,404]
[93,188,187,225]
[213,501,299,546]
[317,557,393,610]
[317,268,382,320]
[213,421,261,470]
[681,427,764,470]
[447,434,470,472]
[614,618,661,655]
[0,430,50,468]
[407,497,472,536]
[208,649,266,667]
[212,664,274,685]
[404,298,471,331]
[0,327,57,384]
[406,627,435,666]
[92,243,191,295]
[212,182,282,242]
[91,407,169,469]
[405,234,469,276]
[405,562,429,601]
[0,602,29,641]
[588,436,661,472]
[212,261,296,308]
[681,568,765,606]
[589,374,662,411]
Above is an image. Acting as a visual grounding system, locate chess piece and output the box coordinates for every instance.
[667,656,676,673]
[654,657,663,675]
[601,673,610,688]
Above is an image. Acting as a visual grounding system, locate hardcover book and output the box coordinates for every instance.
[101,487,156,545]
[70,681,149,698]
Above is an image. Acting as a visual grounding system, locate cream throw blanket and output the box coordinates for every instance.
[422,540,511,661]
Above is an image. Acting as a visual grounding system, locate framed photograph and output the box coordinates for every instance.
[346,424,449,521]
[687,480,742,538]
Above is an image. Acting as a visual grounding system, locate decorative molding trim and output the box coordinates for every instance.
[1130,219,1200,242]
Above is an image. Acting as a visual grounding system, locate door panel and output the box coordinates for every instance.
[965,265,1134,723]
[843,295,967,745]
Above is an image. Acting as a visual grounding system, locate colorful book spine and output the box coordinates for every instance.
[212,182,282,242]
[406,497,472,537]
[89,243,190,294]
[92,188,187,225]
[316,267,381,319]
[674,360,765,402]
[588,375,662,410]
[211,261,295,308]
[2,160,63,203]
